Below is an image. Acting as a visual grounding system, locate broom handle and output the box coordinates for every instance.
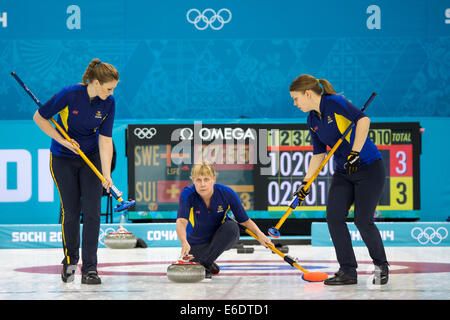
[229,216,309,274]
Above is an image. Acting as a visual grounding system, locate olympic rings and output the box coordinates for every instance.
[411,227,448,245]
[186,8,232,30]
[134,127,157,140]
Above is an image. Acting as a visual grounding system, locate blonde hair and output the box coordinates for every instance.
[82,58,119,85]
[190,162,217,179]
[289,74,336,95]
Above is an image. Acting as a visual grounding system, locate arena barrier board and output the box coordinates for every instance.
[0,223,178,249]
[311,222,450,247]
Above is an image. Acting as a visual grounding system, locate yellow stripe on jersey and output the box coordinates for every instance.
[334,113,352,143]
[221,205,231,224]
[59,106,69,132]
[189,207,195,228]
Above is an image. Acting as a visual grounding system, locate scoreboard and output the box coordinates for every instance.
[253,123,421,219]
[126,122,421,221]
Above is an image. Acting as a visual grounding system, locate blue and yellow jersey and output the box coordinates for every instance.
[38,84,115,158]
[308,94,381,173]
[177,184,249,245]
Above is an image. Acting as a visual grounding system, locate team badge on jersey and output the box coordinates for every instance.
[327,115,333,124]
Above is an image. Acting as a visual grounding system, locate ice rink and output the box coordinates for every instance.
[1,244,449,301]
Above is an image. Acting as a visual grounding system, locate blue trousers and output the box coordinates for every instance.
[189,220,240,269]
[51,152,103,274]
[326,159,388,277]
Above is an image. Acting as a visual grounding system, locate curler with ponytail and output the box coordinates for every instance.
[82,58,119,85]
[290,74,336,95]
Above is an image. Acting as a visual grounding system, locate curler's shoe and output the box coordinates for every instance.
[61,264,77,283]
[373,263,389,285]
[81,271,102,285]
[324,270,357,285]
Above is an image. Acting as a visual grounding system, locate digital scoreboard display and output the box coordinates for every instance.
[126,122,421,221]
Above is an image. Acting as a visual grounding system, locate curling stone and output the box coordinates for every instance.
[167,260,205,283]
[272,243,289,254]
[104,226,137,249]
[237,245,254,254]
[235,242,254,254]
[237,247,254,254]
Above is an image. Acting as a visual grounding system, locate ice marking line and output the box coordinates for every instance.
[13,260,450,276]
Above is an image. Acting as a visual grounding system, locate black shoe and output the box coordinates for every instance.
[204,268,212,280]
[81,271,101,285]
[373,263,389,285]
[210,262,220,275]
[61,264,77,283]
[324,270,357,285]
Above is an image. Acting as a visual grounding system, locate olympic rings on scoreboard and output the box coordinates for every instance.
[186,8,232,30]
[411,226,448,245]
[134,127,157,140]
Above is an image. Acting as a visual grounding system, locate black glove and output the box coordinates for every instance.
[344,150,360,174]
[293,180,310,201]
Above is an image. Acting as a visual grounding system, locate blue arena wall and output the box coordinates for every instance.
[0,1,449,224]
[0,117,449,224]
[0,222,448,249]
[0,0,449,119]
[311,222,450,247]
